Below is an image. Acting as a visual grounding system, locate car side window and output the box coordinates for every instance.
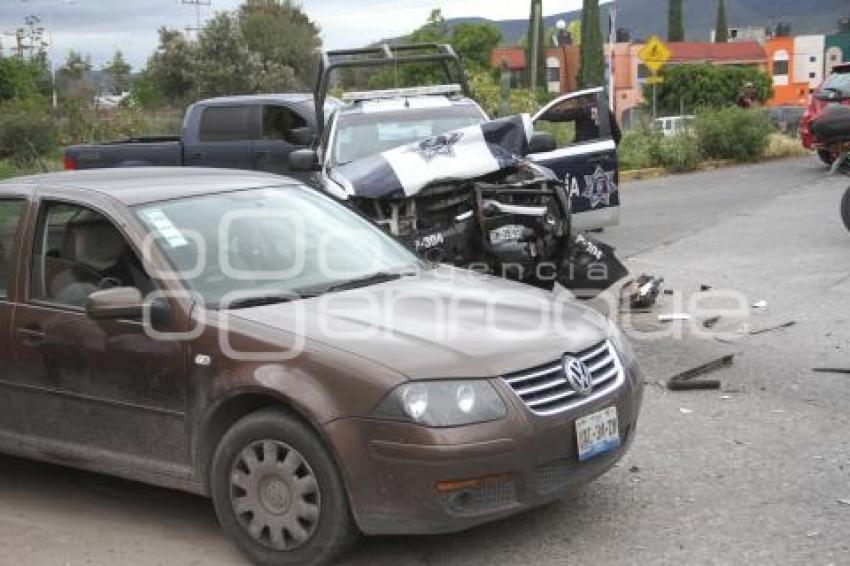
[535,93,608,146]
[0,199,26,300]
[262,105,308,145]
[31,202,154,309]
[199,105,256,142]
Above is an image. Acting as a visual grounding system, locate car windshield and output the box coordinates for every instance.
[332,103,485,165]
[823,70,850,94]
[135,186,420,308]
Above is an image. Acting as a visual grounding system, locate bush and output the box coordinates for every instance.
[656,133,701,172]
[695,107,772,162]
[0,98,57,165]
[619,129,663,170]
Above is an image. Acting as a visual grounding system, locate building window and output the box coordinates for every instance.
[546,67,561,84]
[810,56,816,63]
[773,60,789,76]
[809,72,816,79]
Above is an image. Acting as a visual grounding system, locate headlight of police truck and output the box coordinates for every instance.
[372,380,507,427]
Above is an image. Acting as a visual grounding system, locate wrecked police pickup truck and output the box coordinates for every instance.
[289,44,625,291]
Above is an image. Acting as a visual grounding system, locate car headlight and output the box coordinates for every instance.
[607,318,636,364]
[372,380,507,427]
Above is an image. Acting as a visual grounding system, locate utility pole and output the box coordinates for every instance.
[182,0,211,40]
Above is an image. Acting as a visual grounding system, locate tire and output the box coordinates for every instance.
[819,149,836,166]
[210,409,358,566]
[841,187,850,233]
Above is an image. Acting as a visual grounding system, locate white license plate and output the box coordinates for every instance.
[575,406,620,462]
[489,224,525,244]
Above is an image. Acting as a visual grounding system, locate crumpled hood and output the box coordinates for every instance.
[331,114,534,199]
[230,267,609,380]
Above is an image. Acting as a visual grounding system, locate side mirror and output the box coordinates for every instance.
[289,126,315,147]
[528,131,557,154]
[289,148,320,172]
[86,287,144,320]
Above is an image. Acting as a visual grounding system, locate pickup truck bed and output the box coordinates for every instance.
[65,137,182,170]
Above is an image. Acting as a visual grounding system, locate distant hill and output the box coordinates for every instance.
[445,0,849,45]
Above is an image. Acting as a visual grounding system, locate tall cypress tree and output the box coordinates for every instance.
[526,0,546,90]
[715,0,728,43]
[668,0,684,42]
[579,0,604,88]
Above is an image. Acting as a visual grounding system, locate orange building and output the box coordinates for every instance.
[765,36,825,106]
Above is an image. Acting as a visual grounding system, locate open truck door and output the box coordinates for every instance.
[528,88,620,233]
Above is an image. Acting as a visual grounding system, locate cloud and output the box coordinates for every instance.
[0,0,594,68]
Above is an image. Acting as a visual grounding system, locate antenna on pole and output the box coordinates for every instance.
[182,0,211,40]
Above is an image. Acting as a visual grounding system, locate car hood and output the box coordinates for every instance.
[329,114,533,200]
[229,266,609,380]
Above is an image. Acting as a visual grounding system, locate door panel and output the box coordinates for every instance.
[185,104,257,170]
[529,89,620,230]
[253,104,312,175]
[0,198,27,433]
[9,200,190,471]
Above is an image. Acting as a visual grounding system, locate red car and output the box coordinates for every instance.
[802,62,850,164]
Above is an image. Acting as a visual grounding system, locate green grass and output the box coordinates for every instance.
[0,156,64,180]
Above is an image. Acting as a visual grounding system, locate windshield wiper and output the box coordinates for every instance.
[323,271,412,293]
[225,293,313,310]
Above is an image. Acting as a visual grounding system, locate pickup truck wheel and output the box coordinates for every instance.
[819,149,836,166]
[841,187,850,233]
[210,409,358,566]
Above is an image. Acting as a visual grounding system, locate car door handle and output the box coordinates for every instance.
[16,327,46,345]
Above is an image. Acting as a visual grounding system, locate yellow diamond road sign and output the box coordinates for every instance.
[638,35,672,74]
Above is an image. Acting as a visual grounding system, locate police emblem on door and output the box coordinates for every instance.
[563,355,593,396]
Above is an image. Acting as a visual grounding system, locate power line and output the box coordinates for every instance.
[182,0,211,40]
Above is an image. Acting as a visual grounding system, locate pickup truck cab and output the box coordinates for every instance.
[64,94,332,175]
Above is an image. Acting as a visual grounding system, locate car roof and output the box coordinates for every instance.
[0,168,298,206]
[195,93,315,106]
[338,95,479,116]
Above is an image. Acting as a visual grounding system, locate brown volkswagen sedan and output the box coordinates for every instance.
[0,168,642,566]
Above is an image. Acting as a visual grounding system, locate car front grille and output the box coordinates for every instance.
[502,340,624,416]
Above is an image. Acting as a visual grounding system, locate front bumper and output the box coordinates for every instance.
[324,362,643,536]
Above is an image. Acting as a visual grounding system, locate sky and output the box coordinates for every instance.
[0,0,592,70]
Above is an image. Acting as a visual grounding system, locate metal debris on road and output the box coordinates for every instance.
[667,354,734,391]
[622,275,664,310]
[749,321,796,335]
[700,284,712,292]
[752,300,768,309]
[703,316,722,329]
[629,466,641,473]
[812,367,850,375]
[837,498,850,506]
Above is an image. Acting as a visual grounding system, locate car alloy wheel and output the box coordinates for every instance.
[229,440,321,551]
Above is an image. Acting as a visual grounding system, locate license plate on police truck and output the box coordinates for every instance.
[575,406,620,462]
[489,224,525,244]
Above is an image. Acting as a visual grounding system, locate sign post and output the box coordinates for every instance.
[638,35,672,121]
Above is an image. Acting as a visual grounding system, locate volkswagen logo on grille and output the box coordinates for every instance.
[563,355,593,396]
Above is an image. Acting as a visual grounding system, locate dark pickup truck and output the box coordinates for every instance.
[64,94,328,175]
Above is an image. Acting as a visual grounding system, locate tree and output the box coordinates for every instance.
[451,22,502,71]
[714,0,728,43]
[146,28,197,105]
[238,0,321,91]
[103,50,131,95]
[579,0,605,88]
[526,0,546,90]
[411,8,449,43]
[193,13,262,98]
[56,50,94,102]
[648,63,772,113]
[668,0,684,42]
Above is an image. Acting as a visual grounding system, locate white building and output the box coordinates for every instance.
[793,35,826,90]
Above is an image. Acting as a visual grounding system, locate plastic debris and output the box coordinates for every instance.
[622,275,664,310]
[837,498,850,506]
[703,316,721,329]
[700,284,712,292]
[752,300,768,309]
[679,408,693,414]
[658,313,691,322]
[667,354,733,391]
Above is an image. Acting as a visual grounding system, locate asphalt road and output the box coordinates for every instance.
[0,156,848,565]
